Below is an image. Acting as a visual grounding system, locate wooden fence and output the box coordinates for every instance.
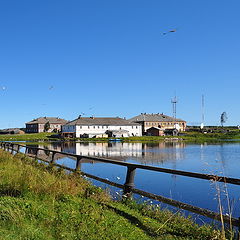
[1,141,240,229]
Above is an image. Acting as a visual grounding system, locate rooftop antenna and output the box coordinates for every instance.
[200,95,205,129]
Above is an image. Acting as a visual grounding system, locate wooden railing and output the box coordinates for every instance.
[1,141,240,229]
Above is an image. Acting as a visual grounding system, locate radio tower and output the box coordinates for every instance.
[200,95,205,129]
[171,95,178,122]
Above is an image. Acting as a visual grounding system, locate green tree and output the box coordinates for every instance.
[220,112,227,127]
[44,121,50,132]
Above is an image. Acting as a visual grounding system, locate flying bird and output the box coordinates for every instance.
[162,29,177,35]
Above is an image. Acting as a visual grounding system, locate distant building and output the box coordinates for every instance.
[129,113,186,135]
[0,128,25,135]
[61,116,142,138]
[146,127,165,136]
[25,117,68,133]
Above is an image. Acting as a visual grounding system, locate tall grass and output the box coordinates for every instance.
[0,149,223,239]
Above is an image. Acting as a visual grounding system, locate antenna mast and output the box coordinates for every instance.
[171,95,178,123]
[201,95,205,129]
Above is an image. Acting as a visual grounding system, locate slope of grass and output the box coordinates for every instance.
[0,132,56,141]
[0,150,224,239]
[1,130,240,143]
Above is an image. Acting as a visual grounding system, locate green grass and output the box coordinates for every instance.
[0,150,223,239]
[0,132,57,141]
[1,129,240,144]
[179,131,240,143]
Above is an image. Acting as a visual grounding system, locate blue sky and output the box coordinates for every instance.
[0,0,239,128]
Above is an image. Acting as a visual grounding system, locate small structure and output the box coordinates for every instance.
[107,130,129,138]
[129,113,186,135]
[0,128,25,135]
[146,127,165,136]
[164,128,179,136]
[81,133,108,138]
[26,117,68,133]
[61,116,142,138]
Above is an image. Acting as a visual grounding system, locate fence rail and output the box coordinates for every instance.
[0,141,239,228]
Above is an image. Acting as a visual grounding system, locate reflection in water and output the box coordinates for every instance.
[25,141,240,222]
[60,141,186,165]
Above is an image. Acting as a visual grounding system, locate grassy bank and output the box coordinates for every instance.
[0,132,56,141]
[1,130,240,143]
[0,150,223,239]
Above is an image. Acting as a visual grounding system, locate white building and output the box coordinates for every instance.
[62,116,142,138]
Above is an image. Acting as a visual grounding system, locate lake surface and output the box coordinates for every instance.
[26,141,240,223]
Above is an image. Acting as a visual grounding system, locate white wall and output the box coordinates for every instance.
[62,125,76,133]
[75,125,142,138]
[62,124,142,137]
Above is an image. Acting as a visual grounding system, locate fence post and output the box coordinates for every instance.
[11,144,14,154]
[35,149,39,160]
[75,156,82,172]
[25,147,28,155]
[17,145,20,153]
[123,166,136,198]
[49,152,55,167]
[237,217,240,240]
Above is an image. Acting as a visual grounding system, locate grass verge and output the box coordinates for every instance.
[0,149,224,239]
[1,130,240,143]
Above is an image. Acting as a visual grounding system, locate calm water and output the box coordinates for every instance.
[26,141,240,222]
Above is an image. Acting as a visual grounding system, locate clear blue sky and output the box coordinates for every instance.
[0,0,239,128]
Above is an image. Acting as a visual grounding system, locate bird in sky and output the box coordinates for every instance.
[162,29,177,35]
[49,85,54,90]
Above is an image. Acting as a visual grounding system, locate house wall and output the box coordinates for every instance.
[62,125,76,134]
[62,124,142,138]
[147,128,164,136]
[75,125,142,138]
[25,124,39,133]
[143,121,186,132]
[38,123,63,133]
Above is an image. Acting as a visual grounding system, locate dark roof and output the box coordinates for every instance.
[26,117,68,125]
[64,117,140,126]
[129,113,186,123]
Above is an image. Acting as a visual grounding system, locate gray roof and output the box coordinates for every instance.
[26,117,68,125]
[64,117,140,126]
[129,113,186,123]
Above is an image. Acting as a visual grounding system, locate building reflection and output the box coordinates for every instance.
[60,141,186,164]
[26,143,64,161]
